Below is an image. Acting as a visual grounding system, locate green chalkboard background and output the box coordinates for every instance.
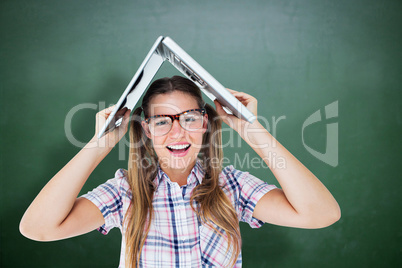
[1,0,401,267]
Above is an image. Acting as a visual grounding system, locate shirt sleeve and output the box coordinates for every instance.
[81,169,128,235]
[220,165,277,229]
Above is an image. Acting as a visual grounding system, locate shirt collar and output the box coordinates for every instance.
[154,160,205,188]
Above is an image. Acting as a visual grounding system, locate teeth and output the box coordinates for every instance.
[167,144,190,150]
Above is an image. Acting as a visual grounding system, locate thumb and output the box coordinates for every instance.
[115,108,131,136]
[214,100,234,126]
[214,100,227,117]
[121,109,131,130]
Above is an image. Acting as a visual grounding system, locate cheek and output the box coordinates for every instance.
[189,133,205,150]
[150,137,166,152]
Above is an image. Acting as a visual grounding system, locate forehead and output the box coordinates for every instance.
[148,91,200,115]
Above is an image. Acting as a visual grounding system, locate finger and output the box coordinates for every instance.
[213,100,226,115]
[95,105,117,131]
[214,100,231,120]
[226,89,254,100]
[237,94,256,105]
[116,109,131,137]
[103,105,116,116]
[121,109,131,127]
[231,91,253,99]
[227,89,249,99]
[214,100,236,125]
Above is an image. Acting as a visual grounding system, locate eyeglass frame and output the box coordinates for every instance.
[144,108,207,135]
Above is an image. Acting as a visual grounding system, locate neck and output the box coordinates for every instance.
[161,162,196,187]
[166,169,190,186]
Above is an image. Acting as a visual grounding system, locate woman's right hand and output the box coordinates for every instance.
[91,105,131,151]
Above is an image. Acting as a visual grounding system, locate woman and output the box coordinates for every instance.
[20,76,340,267]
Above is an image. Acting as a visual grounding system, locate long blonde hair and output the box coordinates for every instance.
[125,76,241,267]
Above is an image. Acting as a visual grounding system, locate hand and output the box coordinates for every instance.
[214,89,259,135]
[90,105,131,150]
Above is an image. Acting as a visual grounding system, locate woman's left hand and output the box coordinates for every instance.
[214,89,259,134]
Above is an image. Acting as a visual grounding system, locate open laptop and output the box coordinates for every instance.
[98,36,256,138]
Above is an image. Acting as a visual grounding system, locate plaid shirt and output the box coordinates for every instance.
[82,161,276,267]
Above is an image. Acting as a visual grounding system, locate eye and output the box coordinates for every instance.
[153,117,171,126]
[156,121,168,126]
[184,116,196,122]
[182,112,202,123]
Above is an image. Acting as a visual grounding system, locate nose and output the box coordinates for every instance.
[168,119,184,138]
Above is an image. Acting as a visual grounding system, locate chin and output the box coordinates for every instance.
[159,154,197,171]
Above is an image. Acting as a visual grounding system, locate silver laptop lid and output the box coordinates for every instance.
[98,36,256,138]
[160,37,256,123]
[98,36,165,137]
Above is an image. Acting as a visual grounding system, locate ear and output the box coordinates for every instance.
[141,121,152,139]
[202,113,208,134]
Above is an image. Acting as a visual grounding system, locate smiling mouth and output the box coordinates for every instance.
[166,144,191,153]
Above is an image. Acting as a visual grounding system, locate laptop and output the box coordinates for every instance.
[98,36,256,138]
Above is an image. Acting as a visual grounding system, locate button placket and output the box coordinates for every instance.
[172,183,187,242]
[180,196,191,266]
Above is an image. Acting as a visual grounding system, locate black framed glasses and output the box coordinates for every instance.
[145,108,206,136]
